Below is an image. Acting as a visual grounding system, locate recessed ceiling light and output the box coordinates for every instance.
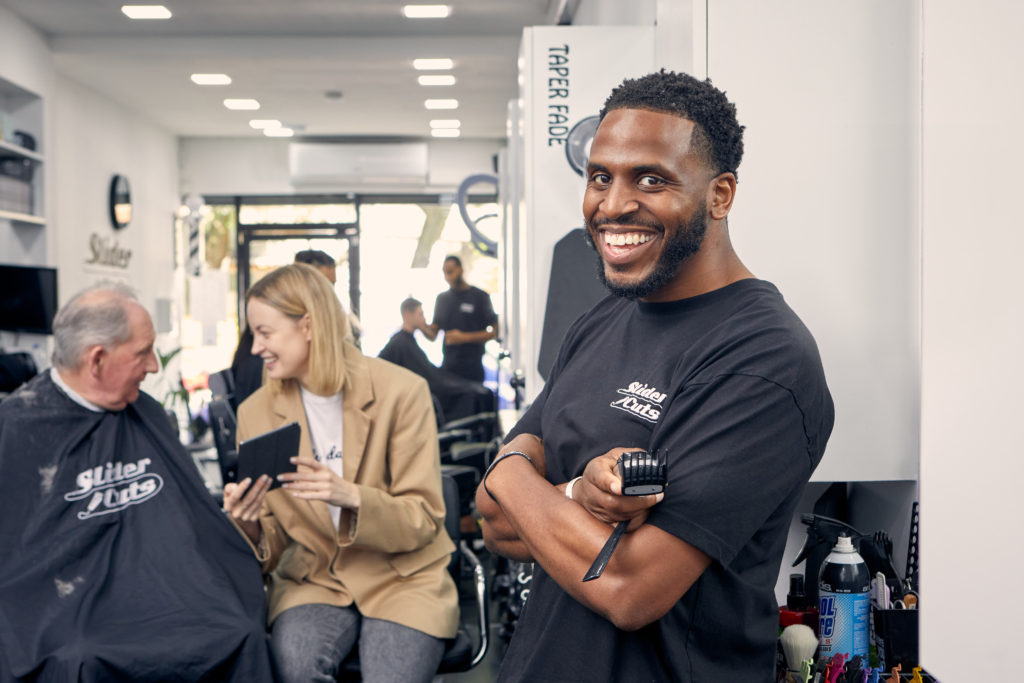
[223,99,260,111]
[431,128,461,138]
[424,99,458,110]
[403,5,450,19]
[249,119,282,129]
[418,75,456,86]
[121,5,172,19]
[264,127,295,138]
[429,119,461,129]
[413,58,454,71]
[190,73,231,85]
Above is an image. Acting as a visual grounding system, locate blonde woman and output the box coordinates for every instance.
[223,263,458,683]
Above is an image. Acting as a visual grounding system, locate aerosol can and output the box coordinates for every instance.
[817,534,870,660]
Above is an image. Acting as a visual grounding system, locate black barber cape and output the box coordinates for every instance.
[0,372,275,682]
[379,330,493,422]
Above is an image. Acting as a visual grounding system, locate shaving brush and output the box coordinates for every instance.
[780,624,818,676]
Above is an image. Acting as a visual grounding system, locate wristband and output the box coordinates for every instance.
[482,450,534,501]
[565,476,582,500]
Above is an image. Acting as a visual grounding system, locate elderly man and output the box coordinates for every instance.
[0,283,274,681]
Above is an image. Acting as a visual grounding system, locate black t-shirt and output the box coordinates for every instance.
[432,285,497,378]
[499,279,834,683]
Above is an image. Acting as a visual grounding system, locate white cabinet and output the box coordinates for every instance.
[0,75,44,227]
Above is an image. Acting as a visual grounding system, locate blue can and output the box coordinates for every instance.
[818,534,871,659]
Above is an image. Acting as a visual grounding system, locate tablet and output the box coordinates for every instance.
[236,421,300,490]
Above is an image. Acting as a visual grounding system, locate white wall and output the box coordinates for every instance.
[573,0,656,25]
[919,1,1024,677]
[705,0,920,483]
[179,137,501,197]
[53,74,179,312]
[51,74,180,396]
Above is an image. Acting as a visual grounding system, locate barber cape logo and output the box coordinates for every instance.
[64,457,163,520]
[610,381,666,423]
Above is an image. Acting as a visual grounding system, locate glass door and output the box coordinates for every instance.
[235,197,360,327]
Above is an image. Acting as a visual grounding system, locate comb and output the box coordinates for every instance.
[582,450,667,582]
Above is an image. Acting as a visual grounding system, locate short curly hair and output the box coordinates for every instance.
[599,70,745,179]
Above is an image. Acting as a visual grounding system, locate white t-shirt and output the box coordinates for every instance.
[300,386,345,528]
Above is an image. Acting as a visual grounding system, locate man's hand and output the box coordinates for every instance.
[574,447,664,531]
[443,327,497,346]
[443,329,468,345]
[223,475,272,544]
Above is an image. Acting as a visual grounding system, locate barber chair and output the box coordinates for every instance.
[338,471,490,680]
[0,351,38,397]
[208,368,235,404]
[208,397,238,491]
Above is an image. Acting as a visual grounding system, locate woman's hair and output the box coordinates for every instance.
[246,263,349,396]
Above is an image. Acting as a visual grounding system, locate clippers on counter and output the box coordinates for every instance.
[582,450,667,582]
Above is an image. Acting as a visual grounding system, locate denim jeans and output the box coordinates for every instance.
[270,603,445,683]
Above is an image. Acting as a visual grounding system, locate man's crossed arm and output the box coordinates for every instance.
[475,433,711,631]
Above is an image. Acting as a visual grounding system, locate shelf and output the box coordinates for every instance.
[0,139,43,163]
[0,209,45,226]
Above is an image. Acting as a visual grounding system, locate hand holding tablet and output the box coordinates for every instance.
[236,422,300,490]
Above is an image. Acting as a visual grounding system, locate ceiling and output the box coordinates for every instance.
[1,0,565,139]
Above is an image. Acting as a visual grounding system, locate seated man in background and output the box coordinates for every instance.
[380,297,494,423]
[0,283,274,682]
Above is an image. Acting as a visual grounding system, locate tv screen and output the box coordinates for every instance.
[0,264,58,334]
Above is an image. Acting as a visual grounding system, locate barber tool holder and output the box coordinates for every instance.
[873,606,919,672]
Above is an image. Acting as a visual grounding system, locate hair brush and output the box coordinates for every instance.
[582,449,667,582]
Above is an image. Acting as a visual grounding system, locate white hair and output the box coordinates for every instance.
[51,282,141,370]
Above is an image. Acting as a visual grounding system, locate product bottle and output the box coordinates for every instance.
[817,534,870,659]
[780,573,820,635]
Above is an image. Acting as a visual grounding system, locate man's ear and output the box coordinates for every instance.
[708,172,737,221]
[85,346,105,378]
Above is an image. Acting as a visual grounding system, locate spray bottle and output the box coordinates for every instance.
[817,534,870,660]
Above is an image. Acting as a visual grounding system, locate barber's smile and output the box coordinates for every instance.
[598,227,659,266]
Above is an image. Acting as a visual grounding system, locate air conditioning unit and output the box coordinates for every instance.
[289,142,429,186]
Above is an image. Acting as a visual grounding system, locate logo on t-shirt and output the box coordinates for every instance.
[315,445,342,463]
[459,302,475,314]
[64,457,164,520]
[610,381,666,423]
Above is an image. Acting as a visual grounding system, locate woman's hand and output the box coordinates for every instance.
[574,447,664,532]
[279,456,361,510]
[223,475,272,544]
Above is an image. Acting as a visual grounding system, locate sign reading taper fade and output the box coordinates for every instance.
[513,26,654,402]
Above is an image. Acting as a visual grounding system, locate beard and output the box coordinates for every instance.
[585,201,708,300]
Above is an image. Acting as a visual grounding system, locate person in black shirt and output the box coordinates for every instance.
[477,71,834,682]
[379,297,493,422]
[422,255,497,383]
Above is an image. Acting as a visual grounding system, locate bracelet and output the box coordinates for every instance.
[565,476,582,501]
[482,450,534,501]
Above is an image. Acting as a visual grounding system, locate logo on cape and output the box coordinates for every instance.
[64,457,164,520]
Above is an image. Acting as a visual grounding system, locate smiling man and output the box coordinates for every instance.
[0,284,274,681]
[477,71,835,681]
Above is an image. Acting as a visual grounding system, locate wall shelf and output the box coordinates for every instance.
[0,208,45,226]
[0,139,43,163]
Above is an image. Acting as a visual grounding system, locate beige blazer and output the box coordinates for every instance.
[236,342,459,639]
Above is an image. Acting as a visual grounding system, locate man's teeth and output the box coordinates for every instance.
[605,232,653,246]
